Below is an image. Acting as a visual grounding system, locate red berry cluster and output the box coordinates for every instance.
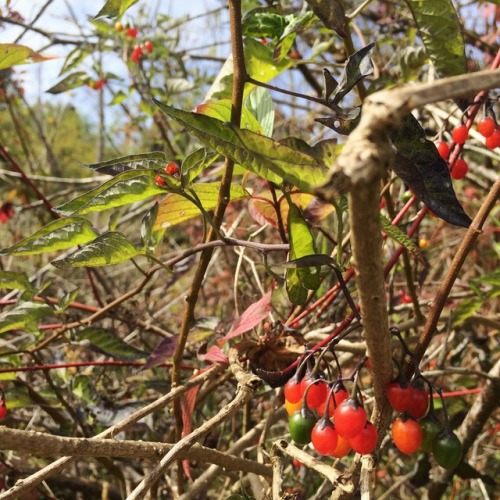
[130,40,154,64]
[155,162,180,187]
[285,358,377,458]
[387,329,462,469]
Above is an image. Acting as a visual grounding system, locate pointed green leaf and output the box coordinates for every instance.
[0,43,52,70]
[330,43,375,105]
[0,217,99,256]
[0,302,53,334]
[194,100,263,133]
[390,114,471,228]
[52,232,140,268]
[78,327,147,360]
[59,47,89,76]
[109,90,128,105]
[141,202,159,249]
[56,170,171,216]
[0,271,35,292]
[405,0,466,77]
[380,214,423,262]
[245,87,275,137]
[181,148,220,187]
[46,72,89,94]
[155,183,249,230]
[242,8,287,39]
[94,0,139,18]
[83,151,167,176]
[155,102,328,192]
[286,201,320,305]
[274,11,317,62]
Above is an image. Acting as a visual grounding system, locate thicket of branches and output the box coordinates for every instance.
[0,1,498,499]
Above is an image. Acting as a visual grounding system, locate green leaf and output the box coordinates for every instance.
[380,214,423,262]
[52,232,140,268]
[245,87,275,137]
[46,72,89,94]
[405,0,466,77]
[286,201,320,305]
[154,183,249,230]
[390,114,471,228]
[450,298,483,328]
[0,217,99,256]
[205,37,292,101]
[77,327,147,360]
[155,102,328,193]
[83,151,167,176]
[0,302,53,334]
[329,43,375,105]
[242,8,287,39]
[305,0,346,38]
[0,271,35,292]
[56,170,170,216]
[94,0,139,18]
[194,100,263,133]
[181,148,220,187]
[109,90,128,105]
[0,43,52,70]
[274,11,317,62]
[59,47,88,76]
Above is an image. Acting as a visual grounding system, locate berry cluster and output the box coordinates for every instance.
[155,162,180,187]
[387,328,462,469]
[130,40,154,64]
[284,328,463,470]
[435,110,499,181]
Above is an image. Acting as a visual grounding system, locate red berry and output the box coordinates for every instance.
[407,383,429,419]
[333,398,367,439]
[477,117,495,138]
[311,419,339,455]
[292,458,303,468]
[452,124,468,145]
[387,380,413,413]
[144,40,154,53]
[485,129,500,150]
[165,162,180,175]
[126,27,138,38]
[349,421,378,455]
[155,175,166,187]
[451,158,468,180]
[436,141,450,160]
[131,45,143,63]
[94,79,105,90]
[392,415,422,454]
[301,377,328,410]
[0,401,7,420]
[318,383,349,418]
[284,376,302,404]
[330,434,351,458]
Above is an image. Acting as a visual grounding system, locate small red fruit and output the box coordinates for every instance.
[451,124,468,145]
[485,129,500,150]
[165,162,180,175]
[0,400,7,420]
[436,141,450,160]
[450,158,468,180]
[144,40,154,53]
[284,376,302,404]
[301,377,328,410]
[0,201,14,223]
[349,421,378,455]
[333,398,367,439]
[330,434,351,458]
[387,380,413,413]
[155,175,166,187]
[407,383,429,419]
[126,27,138,38]
[392,415,422,454]
[311,418,339,455]
[477,116,495,138]
[94,79,105,90]
[131,45,143,63]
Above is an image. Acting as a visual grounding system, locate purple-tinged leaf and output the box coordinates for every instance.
[142,335,179,370]
[202,345,229,364]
